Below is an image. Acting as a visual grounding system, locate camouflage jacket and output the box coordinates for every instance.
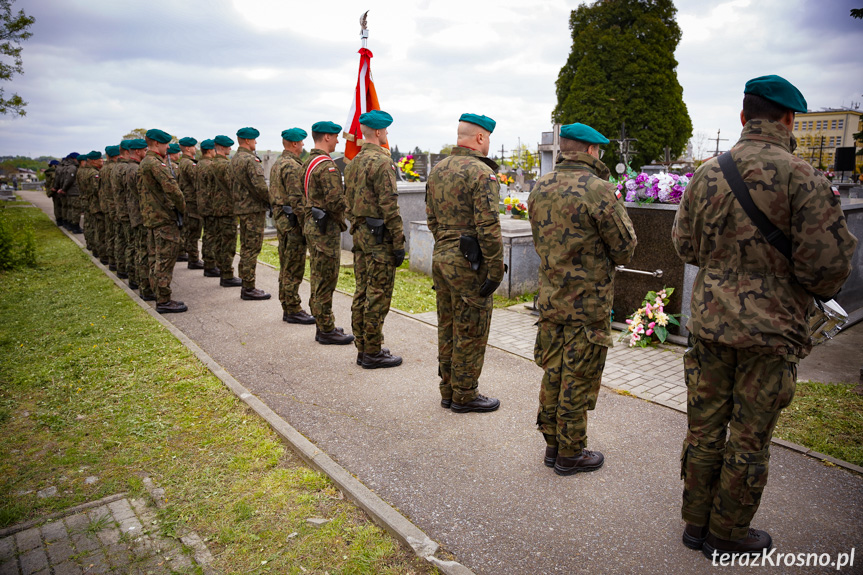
[208,154,234,217]
[78,166,101,213]
[138,151,186,229]
[44,166,56,195]
[528,152,637,338]
[672,119,857,358]
[178,155,200,217]
[425,146,504,282]
[344,143,405,251]
[112,159,131,222]
[98,161,116,217]
[269,150,306,228]
[196,157,213,217]
[230,147,269,214]
[55,159,80,196]
[302,149,347,232]
[125,160,143,228]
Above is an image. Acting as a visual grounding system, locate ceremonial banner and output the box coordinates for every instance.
[344,13,387,160]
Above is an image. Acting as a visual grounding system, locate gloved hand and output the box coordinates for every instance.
[478,278,500,298]
[393,248,406,268]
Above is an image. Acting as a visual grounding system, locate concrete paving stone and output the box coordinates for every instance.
[118,517,143,536]
[107,500,135,522]
[78,551,110,575]
[167,552,193,570]
[96,527,120,547]
[40,520,67,543]
[14,529,40,553]
[18,548,48,575]
[131,535,158,559]
[62,514,89,535]
[130,555,171,575]
[70,533,100,554]
[105,543,133,569]
[0,558,16,575]
[45,539,75,565]
[51,562,83,575]
[0,538,13,561]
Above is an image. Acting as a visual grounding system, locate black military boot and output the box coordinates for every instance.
[440,397,452,409]
[357,347,389,365]
[240,287,271,300]
[203,267,221,277]
[71,225,83,234]
[544,446,559,468]
[140,290,156,302]
[361,349,402,369]
[100,258,109,265]
[554,449,604,475]
[117,271,128,279]
[315,327,355,345]
[682,523,709,550]
[108,263,117,271]
[702,529,772,560]
[156,300,188,314]
[176,252,189,262]
[128,280,139,290]
[283,310,315,324]
[450,394,501,414]
[220,277,242,287]
[188,259,205,270]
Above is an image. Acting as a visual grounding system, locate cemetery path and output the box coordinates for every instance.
[23,190,863,575]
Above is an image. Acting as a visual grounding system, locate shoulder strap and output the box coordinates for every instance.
[303,155,333,198]
[717,152,792,261]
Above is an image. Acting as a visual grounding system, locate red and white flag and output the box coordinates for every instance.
[343,15,387,160]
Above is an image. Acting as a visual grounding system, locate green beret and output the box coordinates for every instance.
[359,110,393,129]
[459,113,496,134]
[105,146,120,157]
[281,128,307,142]
[744,74,807,113]
[200,139,215,150]
[178,137,197,147]
[167,144,181,154]
[311,121,341,134]
[87,150,102,160]
[559,123,609,145]
[214,135,234,147]
[120,140,132,150]
[77,155,88,162]
[128,139,148,150]
[146,129,172,144]
[236,127,260,140]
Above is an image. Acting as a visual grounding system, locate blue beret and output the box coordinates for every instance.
[359,110,393,129]
[66,152,79,159]
[105,146,120,157]
[87,151,102,160]
[214,135,234,147]
[178,137,197,147]
[128,139,148,150]
[559,123,609,145]
[281,128,307,142]
[459,113,496,134]
[744,75,807,113]
[236,127,260,139]
[167,144,181,154]
[49,160,59,166]
[311,121,341,134]
[146,129,172,144]
[200,139,215,150]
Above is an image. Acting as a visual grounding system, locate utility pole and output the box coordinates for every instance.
[818,135,825,168]
[712,129,729,157]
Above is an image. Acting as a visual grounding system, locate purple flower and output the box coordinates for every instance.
[625,190,637,202]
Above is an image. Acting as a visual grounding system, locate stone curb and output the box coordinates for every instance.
[54,223,475,575]
[0,493,128,538]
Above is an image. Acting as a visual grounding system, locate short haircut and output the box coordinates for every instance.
[742,93,788,122]
[559,138,592,153]
[311,131,327,142]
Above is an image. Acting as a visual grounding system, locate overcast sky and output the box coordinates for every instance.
[1,0,861,161]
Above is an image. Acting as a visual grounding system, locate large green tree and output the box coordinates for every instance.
[553,0,692,169]
[0,0,34,117]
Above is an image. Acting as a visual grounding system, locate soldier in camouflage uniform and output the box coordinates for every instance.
[125,139,154,299]
[138,129,187,313]
[54,154,82,232]
[112,144,132,282]
[178,137,204,269]
[426,113,503,413]
[44,160,61,226]
[211,135,242,287]
[99,147,119,271]
[80,152,105,259]
[231,127,272,300]
[269,128,315,324]
[344,110,405,368]
[672,75,857,559]
[65,155,87,236]
[303,121,354,345]
[196,139,219,277]
[528,123,637,476]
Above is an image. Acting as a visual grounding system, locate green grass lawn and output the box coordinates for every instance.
[0,206,435,574]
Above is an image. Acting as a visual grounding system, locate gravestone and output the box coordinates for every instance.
[430,153,447,169]
[412,154,429,180]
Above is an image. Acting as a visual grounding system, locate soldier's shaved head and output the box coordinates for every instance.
[456,121,491,156]
[360,124,388,146]
[559,138,592,153]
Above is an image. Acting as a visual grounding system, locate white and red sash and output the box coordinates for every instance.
[303,154,334,198]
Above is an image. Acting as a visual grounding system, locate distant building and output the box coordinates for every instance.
[538,124,561,177]
[792,109,862,173]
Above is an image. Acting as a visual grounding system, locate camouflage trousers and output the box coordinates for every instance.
[201,216,216,270]
[52,196,63,223]
[306,224,340,333]
[63,195,82,230]
[681,338,797,541]
[433,259,492,404]
[113,218,127,275]
[534,321,607,457]
[147,224,182,304]
[184,214,203,261]
[89,212,105,260]
[117,220,133,282]
[237,212,265,288]
[135,225,153,297]
[211,216,237,280]
[274,212,307,313]
[351,233,395,355]
[103,217,115,266]
[58,195,68,224]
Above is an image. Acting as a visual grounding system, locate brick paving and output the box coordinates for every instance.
[0,497,205,575]
[412,303,689,413]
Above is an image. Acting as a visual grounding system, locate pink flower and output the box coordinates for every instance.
[646,329,653,336]
[648,322,656,328]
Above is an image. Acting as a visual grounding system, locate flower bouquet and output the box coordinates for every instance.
[610,172,692,204]
[503,196,528,218]
[620,288,680,347]
[397,155,421,181]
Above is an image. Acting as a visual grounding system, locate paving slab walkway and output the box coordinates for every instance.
[22,190,863,575]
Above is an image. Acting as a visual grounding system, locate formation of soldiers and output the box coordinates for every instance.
[41,76,857,564]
